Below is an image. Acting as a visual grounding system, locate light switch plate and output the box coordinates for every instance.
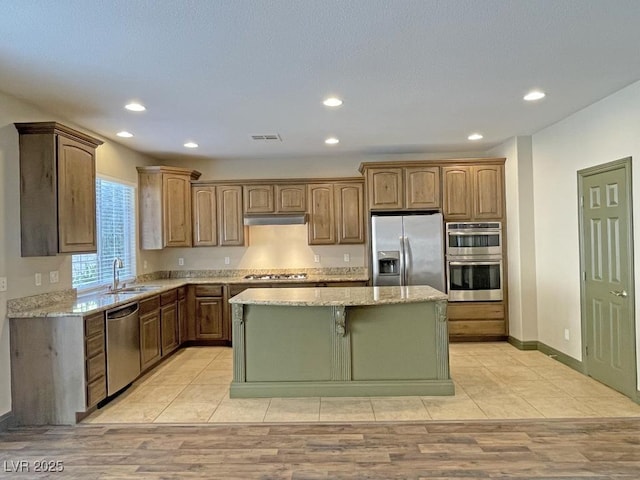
[35,273,42,286]
[314,254,320,263]
[143,260,148,270]
[224,256,230,265]
[564,328,570,341]
[49,271,59,284]
[178,257,184,266]
[0,277,6,291]
[343,253,350,262]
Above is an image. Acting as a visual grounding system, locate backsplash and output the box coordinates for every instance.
[167,266,367,278]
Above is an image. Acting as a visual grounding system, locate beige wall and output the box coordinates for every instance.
[0,91,160,417]
[531,79,640,389]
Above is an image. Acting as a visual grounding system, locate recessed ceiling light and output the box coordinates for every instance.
[523,90,546,101]
[116,131,134,138]
[323,97,343,107]
[467,133,483,141]
[124,102,146,112]
[325,137,340,145]
[184,142,199,148]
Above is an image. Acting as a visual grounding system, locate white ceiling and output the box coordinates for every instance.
[2,0,640,161]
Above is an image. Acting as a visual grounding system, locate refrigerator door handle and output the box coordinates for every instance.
[402,236,410,285]
[398,235,407,286]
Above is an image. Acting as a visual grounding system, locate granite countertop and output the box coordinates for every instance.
[229,285,447,307]
[7,273,369,318]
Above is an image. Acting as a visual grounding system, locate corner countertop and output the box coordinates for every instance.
[7,274,369,318]
[229,285,447,307]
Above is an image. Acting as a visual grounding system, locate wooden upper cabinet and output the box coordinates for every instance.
[15,122,103,256]
[473,165,504,219]
[404,166,440,209]
[243,185,274,213]
[307,184,336,245]
[442,164,504,221]
[442,166,473,220]
[138,167,201,249]
[367,168,403,210]
[335,182,365,244]
[192,185,217,247]
[217,185,245,246]
[366,166,440,211]
[275,184,306,212]
[163,174,193,247]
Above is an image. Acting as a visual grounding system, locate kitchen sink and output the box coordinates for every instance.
[105,285,160,294]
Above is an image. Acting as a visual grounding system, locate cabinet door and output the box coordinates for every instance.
[178,295,187,344]
[335,183,365,244]
[217,185,245,246]
[366,168,403,210]
[404,166,440,209]
[243,185,274,213]
[195,297,224,339]
[473,165,504,219]
[307,184,336,245]
[163,174,192,247]
[161,302,179,356]
[275,184,306,212]
[57,135,97,253]
[140,310,161,370]
[442,166,472,220]
[192,185,217,246]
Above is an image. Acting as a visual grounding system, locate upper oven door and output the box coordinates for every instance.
[446,223,502,256]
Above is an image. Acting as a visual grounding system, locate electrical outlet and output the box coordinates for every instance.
[224,256,230,265]
[343,253,350,262]
[178,257,184,266]
[143,260,148,270]
[49,271,59,284]
[564,328,570,341]
[0,277,6,292]
[35,273,42,286]
[314,254,320,263]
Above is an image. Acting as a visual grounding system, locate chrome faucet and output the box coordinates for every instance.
[112,257,124,291]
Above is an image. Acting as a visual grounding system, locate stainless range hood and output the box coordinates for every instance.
[243,213,308,226]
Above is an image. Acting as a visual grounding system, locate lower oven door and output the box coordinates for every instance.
[447,258,503,301]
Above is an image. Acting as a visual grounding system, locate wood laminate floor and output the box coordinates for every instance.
[2,419,640,479]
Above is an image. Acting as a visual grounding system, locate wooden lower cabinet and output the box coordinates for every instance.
[178,287,187,343]
[139,295,162,371]
[447,301,507,341]
[84,312,107,408]
[195,297,224,340]
[161,302,179,355]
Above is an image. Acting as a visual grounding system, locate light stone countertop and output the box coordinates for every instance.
[229,285,448,307]
[7,274,370,318]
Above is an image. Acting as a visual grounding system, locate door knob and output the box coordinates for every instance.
[609,290,628,298]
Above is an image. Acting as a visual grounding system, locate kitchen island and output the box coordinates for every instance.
[229,285,453,398]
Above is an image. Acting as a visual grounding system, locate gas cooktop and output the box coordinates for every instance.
[243,273,308,280]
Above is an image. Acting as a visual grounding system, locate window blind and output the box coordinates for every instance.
[72,178,136,290]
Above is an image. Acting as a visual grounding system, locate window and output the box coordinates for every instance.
[72,177,136,291]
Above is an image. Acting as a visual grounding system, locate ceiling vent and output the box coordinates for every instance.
[251,134,282,141]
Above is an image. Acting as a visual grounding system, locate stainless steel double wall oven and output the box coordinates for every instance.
[445,222,503,301]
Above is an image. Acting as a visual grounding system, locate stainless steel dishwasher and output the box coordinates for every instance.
[106,302,141,396]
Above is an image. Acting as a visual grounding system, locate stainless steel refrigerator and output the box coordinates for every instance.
[371,212,445,291]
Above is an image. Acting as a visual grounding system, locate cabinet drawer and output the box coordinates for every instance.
[161,289,177,305]
[84,313,104,338]
[85,333,105,358]
[87,376,107,408]
[139,295,160,315]
[195,285,223,297]
[447,302,504,320]
[86,352,106,383]
[449,320,506,336]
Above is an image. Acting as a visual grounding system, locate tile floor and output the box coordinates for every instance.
[84,342,640,424]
